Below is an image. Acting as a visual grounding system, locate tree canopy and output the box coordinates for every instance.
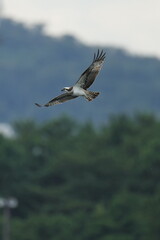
[0,114,160,240]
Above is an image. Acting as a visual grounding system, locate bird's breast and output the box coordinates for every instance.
[72,86,85,96]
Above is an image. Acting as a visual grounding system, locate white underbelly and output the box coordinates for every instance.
[73,86,85,96]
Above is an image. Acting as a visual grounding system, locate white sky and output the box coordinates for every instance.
[1,0,160,57]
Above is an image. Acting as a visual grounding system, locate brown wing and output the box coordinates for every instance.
[75,49,106,89]
[35,93,78,107]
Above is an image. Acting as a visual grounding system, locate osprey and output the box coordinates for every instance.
[35,49,106,107]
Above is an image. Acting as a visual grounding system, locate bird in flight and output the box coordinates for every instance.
[35,49,106,107]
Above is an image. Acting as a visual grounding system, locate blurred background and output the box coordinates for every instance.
[0,0,160,240]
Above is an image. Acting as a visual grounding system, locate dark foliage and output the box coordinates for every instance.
[0,114,160,239]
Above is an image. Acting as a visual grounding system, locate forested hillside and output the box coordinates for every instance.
[0,114,160,240]
[0,18,160,123]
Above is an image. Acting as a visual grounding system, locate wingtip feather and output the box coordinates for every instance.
[44,103,49,107]
[93,49,106,62]
[35,103,43,107]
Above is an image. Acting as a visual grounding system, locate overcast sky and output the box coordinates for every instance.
[1,0,160,57]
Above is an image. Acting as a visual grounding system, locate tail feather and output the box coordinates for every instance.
[85,91,100,101]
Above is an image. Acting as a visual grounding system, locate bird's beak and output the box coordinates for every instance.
[61,88,65,91]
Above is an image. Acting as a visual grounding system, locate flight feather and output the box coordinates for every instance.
[75,49,106,89]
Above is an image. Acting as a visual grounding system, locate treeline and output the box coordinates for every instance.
[0,114,160,240]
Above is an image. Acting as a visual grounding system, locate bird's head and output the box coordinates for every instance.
[61,87,73,92]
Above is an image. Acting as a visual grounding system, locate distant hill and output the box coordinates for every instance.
[0,18,160,124]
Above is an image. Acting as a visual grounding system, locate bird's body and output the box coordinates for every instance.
[72,86,86,97]
[35,49,106,107]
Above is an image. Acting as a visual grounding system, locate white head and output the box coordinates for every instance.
[61,87,73,92]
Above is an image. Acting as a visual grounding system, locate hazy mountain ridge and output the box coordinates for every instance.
[0,18,160,123]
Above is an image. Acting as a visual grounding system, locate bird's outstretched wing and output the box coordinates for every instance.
[35,93,77,107]
[75,49,106,90]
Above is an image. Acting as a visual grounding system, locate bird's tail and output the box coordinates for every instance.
[84,90,100,101]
